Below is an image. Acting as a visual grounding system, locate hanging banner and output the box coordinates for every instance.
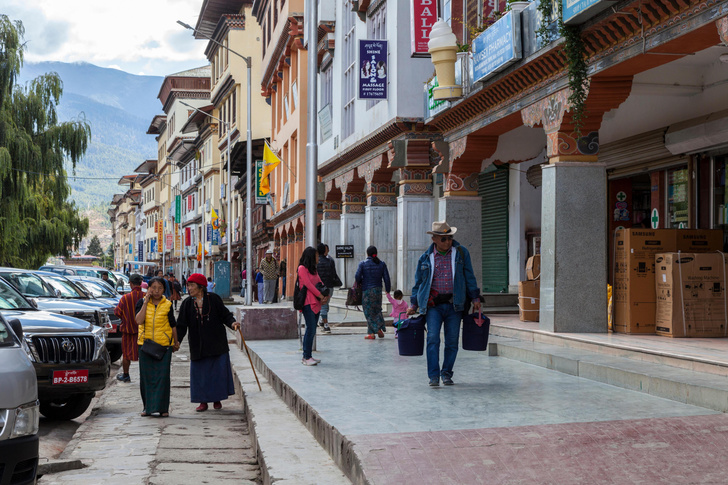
[156,220,163,253]
[175,195,181,223]
[359,40,388,100]
[206,223,212,242]
[138,240,143,261]
[166,234,173,250]
[255,160,267,204]
[212,229,220,246]
[410,0,437,56]
[185,227,191,246]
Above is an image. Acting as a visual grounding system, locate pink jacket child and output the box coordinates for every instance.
[297,265,324,313]
[387,291,409,326]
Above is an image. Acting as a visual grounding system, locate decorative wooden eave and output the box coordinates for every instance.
[319,117,439,178]
[430,0,722,137]
[204,14,247,59]
[261,18,292,88]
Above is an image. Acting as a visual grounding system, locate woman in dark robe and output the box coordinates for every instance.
[176,273,240,412]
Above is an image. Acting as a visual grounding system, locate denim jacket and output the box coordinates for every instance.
[410,240,480,313]
[355,257,392,293]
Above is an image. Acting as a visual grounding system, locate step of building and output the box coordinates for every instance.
[489,323,728,378]
[490,336,728,413]
[483,292,518,308]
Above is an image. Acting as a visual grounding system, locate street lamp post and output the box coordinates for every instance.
[178,20,254,305]
[305,0,318,247]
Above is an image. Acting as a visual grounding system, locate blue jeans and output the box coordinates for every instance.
[425,303,463,380]
[302,305,319,360]
[319,287,333,319]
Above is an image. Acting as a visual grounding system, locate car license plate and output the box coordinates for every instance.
[52,370,89,384]
[109,323,117,332]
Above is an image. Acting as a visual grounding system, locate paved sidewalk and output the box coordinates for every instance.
[39,341,260,485]
[244,332,728,484]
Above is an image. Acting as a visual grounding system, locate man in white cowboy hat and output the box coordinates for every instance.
[408,221,481,387]
[259,248,279,303]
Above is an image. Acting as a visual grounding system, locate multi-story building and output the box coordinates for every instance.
[194,0,272,290]
[109,175,141,272]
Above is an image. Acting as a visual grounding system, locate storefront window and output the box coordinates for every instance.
[667,167,688,228]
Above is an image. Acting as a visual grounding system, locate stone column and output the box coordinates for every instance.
[396,167,434,294]
[521,78,632,333]
[358,155,398,289]
[321,201,343,284]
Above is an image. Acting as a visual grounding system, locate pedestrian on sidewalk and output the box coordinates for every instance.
[176,273,240,412]
[156,270,172,299]
[260,249,279,303]
[240,267,247,298]
[316,243,342,333]
[355,246,391,340]
[207,277,216,294]
[298,247,330,366]
[386,290,409,338]
[408,221,480,387]
[169,274,182,310]
[135,277,179,417]
[255,268,264,304]
[113,273,144,383]
[279,259,287,299]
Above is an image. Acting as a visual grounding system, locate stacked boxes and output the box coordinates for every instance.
[613,229,722,334]
[519,254,541,322]
[655,252,728,338]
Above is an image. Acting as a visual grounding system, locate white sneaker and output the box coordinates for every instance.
[301,358,318,366]
[312,357,322,363]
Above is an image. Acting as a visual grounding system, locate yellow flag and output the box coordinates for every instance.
[260,142,282,195]
[211,207,219,229]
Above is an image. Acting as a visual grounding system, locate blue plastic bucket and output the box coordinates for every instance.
[461,313,490,351]
[397,315,426,356]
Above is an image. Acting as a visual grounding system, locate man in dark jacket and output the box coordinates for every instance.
[316,244,341,333]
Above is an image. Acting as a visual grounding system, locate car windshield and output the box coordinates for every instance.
[77,280,117,298]
[0,271,55,297]
[40,275,86,299]
[0,278,36,311]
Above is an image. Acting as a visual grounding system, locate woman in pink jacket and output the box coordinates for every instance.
[298,246,330,366]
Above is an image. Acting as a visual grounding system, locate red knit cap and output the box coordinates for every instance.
[187,273,207,287]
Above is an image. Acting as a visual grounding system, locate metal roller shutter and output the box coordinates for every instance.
[479,167,509,293]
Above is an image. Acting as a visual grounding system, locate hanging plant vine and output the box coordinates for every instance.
[535,0,590,135]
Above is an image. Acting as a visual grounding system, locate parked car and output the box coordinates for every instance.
[0,277,110,420]
[0,314,39,484]
[0,269,121,363]
[38,264,120,288]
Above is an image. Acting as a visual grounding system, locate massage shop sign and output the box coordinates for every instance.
[358,40,387,100]
[410,0,437,55]
[471,10,522,84]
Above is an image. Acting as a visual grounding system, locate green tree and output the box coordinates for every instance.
[86,235,103,257]
[0,16,90,268]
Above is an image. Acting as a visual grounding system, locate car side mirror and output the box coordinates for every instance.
[28,298,38,309]
[8,318,23,340]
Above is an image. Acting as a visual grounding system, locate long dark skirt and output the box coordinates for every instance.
[139,346,173,414]
[190,353,235,403]
[363,287,385,334]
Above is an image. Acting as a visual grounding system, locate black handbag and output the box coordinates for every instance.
[346,281,362,308]
[293,276,307,310]
[140,305,170,360]
[141,338,167,360]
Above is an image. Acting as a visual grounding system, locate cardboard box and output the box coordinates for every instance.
[655,252,728,338]
[518,280,540,322]
[613,229,675,333]
[526,254,541,280]
[613,229,723,334]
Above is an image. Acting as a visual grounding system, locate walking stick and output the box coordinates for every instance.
[236,326,262,392]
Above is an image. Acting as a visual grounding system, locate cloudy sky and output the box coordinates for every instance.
[3,0,210,76]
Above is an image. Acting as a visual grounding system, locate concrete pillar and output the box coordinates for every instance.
[438,195,482,288]
[340,194,366,287]
[321,202,343,284]
[540,162,607,333]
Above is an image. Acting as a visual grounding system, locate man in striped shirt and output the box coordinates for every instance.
[114,273,144,382]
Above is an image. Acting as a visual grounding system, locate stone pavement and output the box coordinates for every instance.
[39,340,260,485]
[243,330,728,484]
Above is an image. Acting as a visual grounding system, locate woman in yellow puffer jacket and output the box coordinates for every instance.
[135,277,179,417]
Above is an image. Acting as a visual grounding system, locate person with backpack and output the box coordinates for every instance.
[316,243,341,333]
[296,247,330,366]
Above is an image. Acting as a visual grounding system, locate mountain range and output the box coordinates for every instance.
[17,61,166,247]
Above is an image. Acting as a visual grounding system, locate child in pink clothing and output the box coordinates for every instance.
[386,290,409,338]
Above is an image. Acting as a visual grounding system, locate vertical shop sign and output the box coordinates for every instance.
[185,227,191,246]
[156,220,163,253]
[166,234,173,250]
[138,240,143,261]
[410,0,437,55]
[358,40,388,100]
[255,160,267,204]
[206,223,212,242]
[175,195,181,223]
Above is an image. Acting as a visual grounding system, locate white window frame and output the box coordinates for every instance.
[342,2,357,139]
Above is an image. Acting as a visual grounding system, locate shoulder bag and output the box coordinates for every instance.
[293,276,307,311]
[140,303,170,360]
[346,281,362,308]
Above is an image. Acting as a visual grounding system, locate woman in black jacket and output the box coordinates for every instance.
[176,273,241,412]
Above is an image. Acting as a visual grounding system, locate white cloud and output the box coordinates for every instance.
[3,0,209,76]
